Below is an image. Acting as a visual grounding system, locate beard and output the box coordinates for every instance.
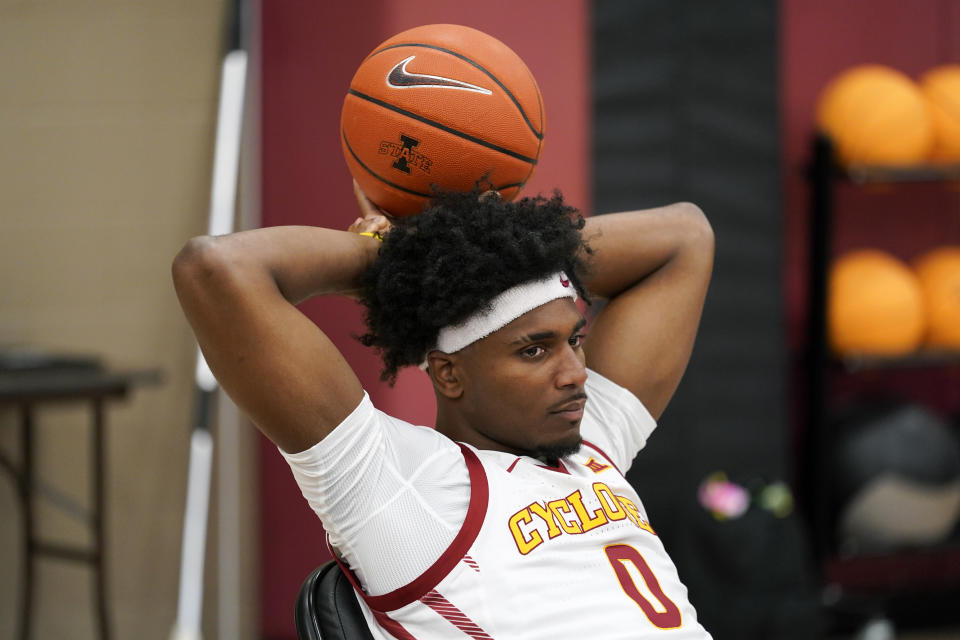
[533,435,583,466]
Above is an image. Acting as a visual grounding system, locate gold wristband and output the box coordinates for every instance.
[358,231,383,242]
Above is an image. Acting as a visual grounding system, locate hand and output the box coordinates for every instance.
[348,180,393,238]
[479,189,501,203]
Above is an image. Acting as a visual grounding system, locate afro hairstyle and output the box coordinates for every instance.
[358,186,592,383]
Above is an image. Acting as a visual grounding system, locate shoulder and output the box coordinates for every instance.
[580,368,657,471]
[282,390,464,472]
[584,368,655,428]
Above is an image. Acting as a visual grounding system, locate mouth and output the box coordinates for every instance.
[549,393,587,421]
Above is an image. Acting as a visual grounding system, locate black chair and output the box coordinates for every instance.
[295,561,376,640]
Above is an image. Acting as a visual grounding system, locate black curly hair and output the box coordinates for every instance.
[358,186,592,383]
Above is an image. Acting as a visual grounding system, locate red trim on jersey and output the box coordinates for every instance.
[581,439,622,475]
[462,554,481,573]
[536,459,570,474]
[334,442,489,614]
[421,589,494,639]
[370,609,417,640]
[507,457,570,474]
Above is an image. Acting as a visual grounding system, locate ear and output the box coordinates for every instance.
[426,351,463,399]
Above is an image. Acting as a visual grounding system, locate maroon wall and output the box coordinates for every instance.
[260,2,590,636]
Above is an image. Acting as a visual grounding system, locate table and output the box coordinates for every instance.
[0,359,162,640]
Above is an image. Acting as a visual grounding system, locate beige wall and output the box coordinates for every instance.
[0,1,256,638]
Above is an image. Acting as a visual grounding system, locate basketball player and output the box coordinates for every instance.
[172,182,715,638]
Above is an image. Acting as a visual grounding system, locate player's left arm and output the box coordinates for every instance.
[581,203,714,420]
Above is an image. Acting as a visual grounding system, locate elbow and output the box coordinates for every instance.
[676,201,713,233]
[171,235,229,301]
[670,202,715,274]
[676,201,715,252]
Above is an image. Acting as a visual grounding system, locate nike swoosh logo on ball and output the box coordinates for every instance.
[387,56,492,95]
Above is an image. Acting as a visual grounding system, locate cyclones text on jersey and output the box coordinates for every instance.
[508,481,657,555]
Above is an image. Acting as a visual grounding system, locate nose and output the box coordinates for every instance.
[556,343,587,389]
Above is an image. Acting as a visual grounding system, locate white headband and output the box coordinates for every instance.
[432,271,578,356]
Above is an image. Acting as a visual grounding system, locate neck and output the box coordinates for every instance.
[435,398,522,456]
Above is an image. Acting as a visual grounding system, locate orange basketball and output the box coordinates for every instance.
[828,249,926,356]
[340,24,545,217]
[816,65,933,166]
[913,246,960,349]
[919,65,960,163]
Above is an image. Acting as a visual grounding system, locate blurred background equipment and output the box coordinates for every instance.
[1,0,257,638]
[698,472,795,521]
[815,64,934,166]
[171,1,248,640]
[0,350,161,640]
[340,23,544,217]
[912,246,960,349]
[805,76,960,637]
[827,249,926,357]
[832,400,960,555]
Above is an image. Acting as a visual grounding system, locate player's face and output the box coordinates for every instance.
[456,298,588,461]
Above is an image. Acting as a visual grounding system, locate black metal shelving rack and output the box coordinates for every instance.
[804,134,960,629]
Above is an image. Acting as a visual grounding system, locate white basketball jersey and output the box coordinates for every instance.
[337,441,712,639]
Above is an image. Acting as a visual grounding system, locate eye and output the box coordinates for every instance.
[569,334,584,348]
[522,345,545,358]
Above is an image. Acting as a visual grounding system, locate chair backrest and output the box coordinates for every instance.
[295,561,376,640]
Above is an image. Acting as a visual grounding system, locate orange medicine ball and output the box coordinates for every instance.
[816,65,934,166]
[919,65,960,163]
[913,246,960,349]
[829,249,926,356]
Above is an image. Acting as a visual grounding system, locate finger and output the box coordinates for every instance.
[358,217,388,235]
[367,215,391,233]
[353,179,399,222]
[353,180,382,220]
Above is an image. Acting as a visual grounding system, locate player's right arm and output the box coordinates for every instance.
[171,187,387,454]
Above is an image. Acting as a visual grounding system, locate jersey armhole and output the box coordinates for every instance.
[330,442,489,612]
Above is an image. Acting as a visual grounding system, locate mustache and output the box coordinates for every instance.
[548,391,588,413]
